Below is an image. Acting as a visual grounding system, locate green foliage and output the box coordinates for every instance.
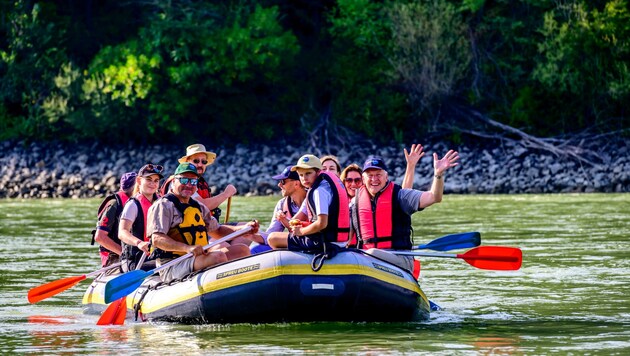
[533,0,630,127]
[1,0,629,144]
[328,0,409,141]
[387,0,471,128]
[0,1,71,139]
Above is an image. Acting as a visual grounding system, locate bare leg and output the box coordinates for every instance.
[268,232,289,249]
[193,251,228,271]
[225,244,251,260]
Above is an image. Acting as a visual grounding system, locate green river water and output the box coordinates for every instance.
[1,194,629,355]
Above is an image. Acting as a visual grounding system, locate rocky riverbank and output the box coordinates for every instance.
[0,138,628,199]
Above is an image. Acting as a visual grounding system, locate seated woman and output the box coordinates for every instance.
[340,164,363,201]
[118,164,163,272]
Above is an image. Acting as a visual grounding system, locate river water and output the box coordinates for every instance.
[1,194,629,355]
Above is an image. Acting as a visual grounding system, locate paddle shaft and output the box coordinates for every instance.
[87,262,123,278]
[149,225,252,276]
[104,225,254,303]
[224,196,232,224]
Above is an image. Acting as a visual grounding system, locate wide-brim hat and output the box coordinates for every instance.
[178,144,217,165]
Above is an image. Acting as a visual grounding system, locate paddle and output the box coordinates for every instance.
[413,232,481,251]
[97,253,148,325]
[224,196,232,224]
[104,226,253,303]
[28,262,122,304]
[393,246,522,271]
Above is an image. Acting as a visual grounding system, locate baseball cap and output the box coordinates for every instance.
[272,165,300,180]
[120,172,137,190]
[173,162,199,176]
[291,154,322,171]
[138,164,164,179]
[362,155,388,171]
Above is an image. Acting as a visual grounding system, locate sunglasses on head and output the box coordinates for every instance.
[192,159,208,165]
[345,177,362,184]
[141,163,163,174]
[176,177,198,186]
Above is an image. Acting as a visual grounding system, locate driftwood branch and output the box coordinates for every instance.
[453,106,605,166]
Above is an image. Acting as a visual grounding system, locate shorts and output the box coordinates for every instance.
[287,233,324,253]
[157,256,195,281]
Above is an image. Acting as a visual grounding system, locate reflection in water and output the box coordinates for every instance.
[473,336,520,355]
[27,315,83,353]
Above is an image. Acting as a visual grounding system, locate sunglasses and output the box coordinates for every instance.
[279,179,295,186]
[192,159,208,165]
[345,177,362,184]
[141,163,163,174]
[176,177,198,186]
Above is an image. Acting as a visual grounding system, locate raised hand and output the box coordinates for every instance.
[433,150,460,176]
[404,144,425,167]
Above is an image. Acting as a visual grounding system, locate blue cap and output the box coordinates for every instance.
[362,155,388,171]
[272,165,300,180]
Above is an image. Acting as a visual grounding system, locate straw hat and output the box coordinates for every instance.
[178,144,217,165]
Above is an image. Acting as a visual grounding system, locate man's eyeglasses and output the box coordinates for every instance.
[176,177,198,186]
[279,179,295,186]
[141,164,163,174]
[345,177,362,184]
[192,159,208,165]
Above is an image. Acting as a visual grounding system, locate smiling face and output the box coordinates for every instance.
[344,171,363,198]
[296,168,319,188]
[139,174,161,197]
[363,168,388,197]
[172,172,198,199]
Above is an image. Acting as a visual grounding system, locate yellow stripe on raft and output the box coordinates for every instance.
[140,263,428,314]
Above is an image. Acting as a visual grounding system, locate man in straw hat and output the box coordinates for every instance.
[160,143,236,218]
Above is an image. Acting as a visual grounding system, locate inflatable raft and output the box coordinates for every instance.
[82,249,430,323]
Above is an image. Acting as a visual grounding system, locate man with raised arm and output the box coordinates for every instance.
[351,149,460,271]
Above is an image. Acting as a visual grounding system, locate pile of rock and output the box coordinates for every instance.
[0,138,628,199]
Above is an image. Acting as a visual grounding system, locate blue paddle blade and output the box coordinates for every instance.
[415,232,481,251]
[104,270,152,304]
[429,300,442,311]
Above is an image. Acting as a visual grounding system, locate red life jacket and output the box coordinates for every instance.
[306,171,350,243]
[282,196,297,219]
[356,182,412,249]
[196,176,211,199]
